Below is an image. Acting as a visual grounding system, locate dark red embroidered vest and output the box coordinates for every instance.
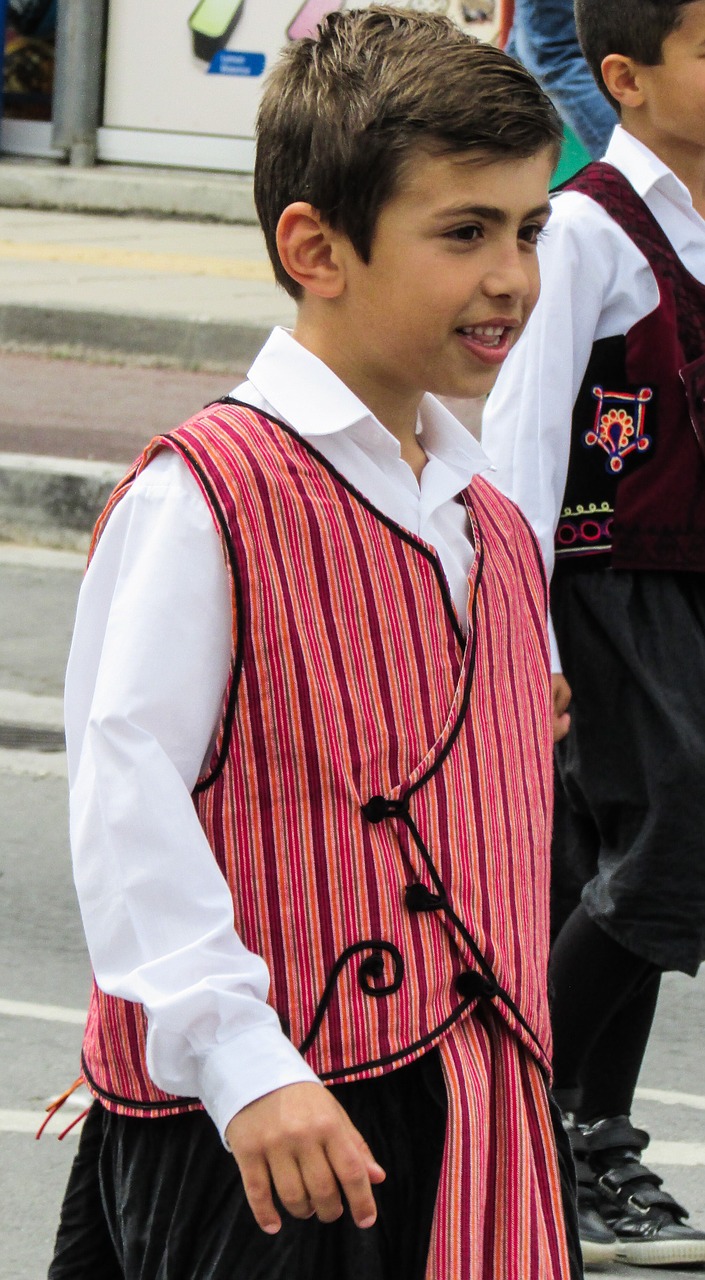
[81,403,554,1117]
[555,162,705,572]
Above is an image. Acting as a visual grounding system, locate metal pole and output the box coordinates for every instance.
[51,0,107,166]
[0,0,8,125]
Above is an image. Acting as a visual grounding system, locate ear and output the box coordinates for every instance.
[275,202,345,299]
[601,53,645,109]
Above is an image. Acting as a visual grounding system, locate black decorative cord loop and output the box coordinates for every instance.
[360,782,546,1059]
[361,795,409,824]
[298,941,405,1057]
[404,883,448,913]
[357,946,404,997]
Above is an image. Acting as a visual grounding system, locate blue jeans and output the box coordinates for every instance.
[507,0,617,159]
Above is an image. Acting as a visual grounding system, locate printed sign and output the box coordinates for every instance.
[102,2,480,164]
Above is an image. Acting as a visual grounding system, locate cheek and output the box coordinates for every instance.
[527,263,542,312]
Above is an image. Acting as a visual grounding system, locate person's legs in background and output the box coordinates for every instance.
[506,0,616,158]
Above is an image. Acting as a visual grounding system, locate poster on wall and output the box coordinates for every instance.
[2,0,56,120]
[102,0,489,165]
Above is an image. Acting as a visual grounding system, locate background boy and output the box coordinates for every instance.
[483,0,705,1267]
[49,9,579,1279]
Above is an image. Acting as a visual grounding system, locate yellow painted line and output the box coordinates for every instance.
[0,240,274,281]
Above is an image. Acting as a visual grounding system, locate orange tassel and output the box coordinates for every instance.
[36,1077,86,1140]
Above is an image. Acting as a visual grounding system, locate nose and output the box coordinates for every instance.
[481,242,537,303]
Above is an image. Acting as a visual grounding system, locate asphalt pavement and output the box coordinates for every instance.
[0,201,703,1278]
[1,543,704,1280]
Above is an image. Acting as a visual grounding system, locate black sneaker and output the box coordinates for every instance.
[563,1114,619,1266]
[584,1114,705,1267]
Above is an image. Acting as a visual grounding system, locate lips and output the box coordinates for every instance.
[456,322,517,365]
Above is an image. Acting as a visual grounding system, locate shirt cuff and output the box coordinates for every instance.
[198,1024,323,1143]
[548,616,562,675]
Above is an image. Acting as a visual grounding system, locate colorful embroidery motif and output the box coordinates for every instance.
[555,502,613,557]
[583,386,653,473]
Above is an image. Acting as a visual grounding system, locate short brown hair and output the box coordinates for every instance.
[575,0,699,109]
[255,5,562,297]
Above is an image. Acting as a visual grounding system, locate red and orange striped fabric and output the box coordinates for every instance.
[429,1008,572,1278]
[81,402,554,1122]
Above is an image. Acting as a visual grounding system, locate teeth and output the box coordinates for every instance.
[458,324,506,348]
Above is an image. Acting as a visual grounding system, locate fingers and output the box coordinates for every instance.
[286,1148,343,1224]
[356,1135,387,1186]
[225,1082,386,1235]
[551,673,571,742]
[552,706,571,742]
[325,1129,382,1229]
[238,1154,282,1234]
[241,1134,380,1232]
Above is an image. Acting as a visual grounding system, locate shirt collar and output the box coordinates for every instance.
[244,326,492,482]
[604,124,696,213]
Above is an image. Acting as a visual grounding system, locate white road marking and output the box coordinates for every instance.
[0,1109,85,1136]
[0,542,85,571]
[0,688,64,730]
[635,1086,705,1111]
[0,746,67,777]
[648,1141,705,1166]
[0,997,85,1024]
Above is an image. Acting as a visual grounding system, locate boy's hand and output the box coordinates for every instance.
[551,673,572,743]
[225,1082,386,1235]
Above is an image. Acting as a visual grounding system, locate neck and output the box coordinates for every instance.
[623,117,705,215]
[291,319,427,478]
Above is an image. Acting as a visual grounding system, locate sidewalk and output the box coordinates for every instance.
[0,202,296,548]
[0,203,480,549]
[0,204,295,365]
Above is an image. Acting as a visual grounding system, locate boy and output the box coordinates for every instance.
[483,0,705,1267]
[49,9,579,1279]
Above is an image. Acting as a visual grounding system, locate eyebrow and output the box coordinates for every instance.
[433,202,552,225]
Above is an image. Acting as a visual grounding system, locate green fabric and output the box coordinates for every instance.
[552,127,591,189]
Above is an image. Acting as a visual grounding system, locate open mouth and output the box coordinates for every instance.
[458,324,506,348]
[456,323,515,364]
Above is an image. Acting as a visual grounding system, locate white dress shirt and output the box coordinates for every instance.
[66,327,491,1140]
[481,125,705,671]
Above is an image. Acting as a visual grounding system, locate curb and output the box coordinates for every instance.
[0,160,258,225]
[0,304,272,368]
[0,453,123,551]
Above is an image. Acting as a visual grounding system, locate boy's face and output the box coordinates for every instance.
[329,145,553,409]
[631,1,705,157]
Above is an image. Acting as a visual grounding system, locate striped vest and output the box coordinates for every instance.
[81,402,554,1117]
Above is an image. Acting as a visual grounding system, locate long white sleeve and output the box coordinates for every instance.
[66,331,490,1142]
[481,191,657,670]
[66,450,320,1140]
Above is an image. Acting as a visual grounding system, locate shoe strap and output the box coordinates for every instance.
[597,1169,688,1220]
[584,1115,649,1153]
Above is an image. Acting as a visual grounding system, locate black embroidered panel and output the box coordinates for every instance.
[557,337,657,564]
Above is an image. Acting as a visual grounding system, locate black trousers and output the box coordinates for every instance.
[49,1052,447,1280]
[551,568,705,974]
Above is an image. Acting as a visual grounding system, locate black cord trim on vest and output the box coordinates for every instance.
[358,946,404,997]
[298,941,404,1058]
[81,1053,201,1113]
[315,993,477,1081]
[408,521,484,803]
[399,808,544,1055]
[161,436,247,792]
[360,531,545,1060]
[216,397,466,649]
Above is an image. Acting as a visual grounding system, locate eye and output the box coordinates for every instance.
[446,223,483,243]
[519,222,548,246]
